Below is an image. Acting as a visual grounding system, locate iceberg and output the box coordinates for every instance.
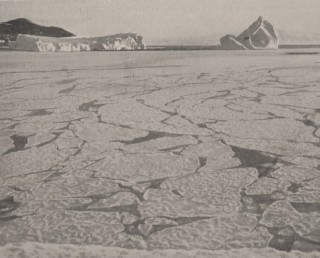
[220,17,279,50]
[9,33,145,52]
[220,35,247,50]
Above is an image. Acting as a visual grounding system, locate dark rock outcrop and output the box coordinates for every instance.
[0,18,74,45]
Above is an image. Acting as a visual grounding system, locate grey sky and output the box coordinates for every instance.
[1,0,320,44]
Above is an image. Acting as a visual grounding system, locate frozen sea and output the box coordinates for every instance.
[0,49,320,257]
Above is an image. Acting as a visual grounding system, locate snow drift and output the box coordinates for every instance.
[220,17,279,50]
[9,33,145,52]
[0,242,319,258]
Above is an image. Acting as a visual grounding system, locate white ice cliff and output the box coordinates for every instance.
[9,33,145,52]
[220,17,279,50]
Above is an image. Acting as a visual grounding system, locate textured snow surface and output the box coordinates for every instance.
[1,242,320,258]
[1,50,320,257]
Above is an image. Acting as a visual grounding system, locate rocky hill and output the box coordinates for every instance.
[0,18,75,45]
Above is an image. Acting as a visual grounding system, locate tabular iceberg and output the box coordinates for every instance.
[220,17,279,50]
[9,33,145,52]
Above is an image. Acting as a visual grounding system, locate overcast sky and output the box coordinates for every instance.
[1,0,320,44]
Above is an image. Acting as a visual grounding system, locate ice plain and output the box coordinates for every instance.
[0,49,320,257]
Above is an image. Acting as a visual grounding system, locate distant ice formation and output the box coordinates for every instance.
[9,33,145,52]
[220,17,279,50]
